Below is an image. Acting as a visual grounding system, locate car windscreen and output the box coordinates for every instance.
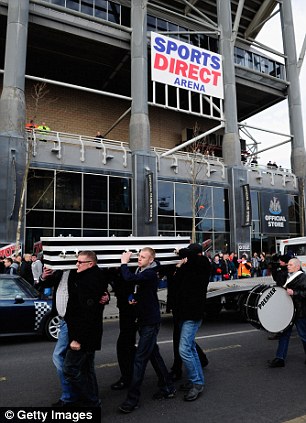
[0,277,39,299]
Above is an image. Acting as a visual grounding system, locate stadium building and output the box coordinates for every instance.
[0,0,305,256]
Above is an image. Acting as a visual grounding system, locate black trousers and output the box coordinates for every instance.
[116,307,138,384]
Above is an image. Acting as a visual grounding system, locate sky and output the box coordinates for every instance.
[244,0,306,170]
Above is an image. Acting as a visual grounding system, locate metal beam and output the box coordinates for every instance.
[297,34,306,76]
[244,0,278,40]
[180,0,217,27]
[160,123,225,157]
[231,0,245,44]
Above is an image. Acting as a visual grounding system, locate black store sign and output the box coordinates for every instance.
[242,184,252,227]
[261,192,288,233]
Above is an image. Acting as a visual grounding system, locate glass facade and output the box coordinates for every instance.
[25,170,299,256]
[158,181,230,252]
[25,169,132,252]
[234,47,285,80]
[43,0,130,26]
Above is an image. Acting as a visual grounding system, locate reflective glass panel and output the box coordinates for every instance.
[81,0,93,15]
[175,184,192,217]
[84,174,107,212]
[109,214,132,229]
[109,177,131,213]
[26,211,54,227]
[55,212,81,228]
[95,0,107,19]
[55,172,81,211]
[27,169,54,210]
[158,181,174,215]
[158,216,175,231]
[196,186,212,218]
[213,188,229,219]
[251,191,259,220]
[176,217,192,231]
[83,213,107,229]
[108,2,120,24]
[66,0,80,11]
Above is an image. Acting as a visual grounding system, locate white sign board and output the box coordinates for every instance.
[151,32,224,99]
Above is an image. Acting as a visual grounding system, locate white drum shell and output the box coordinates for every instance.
[245,285,295,333]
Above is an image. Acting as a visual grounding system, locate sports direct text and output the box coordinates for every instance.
[151,32,224,99]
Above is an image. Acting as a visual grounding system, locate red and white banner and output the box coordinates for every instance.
[0,243,17,258]
[151,32,223,99]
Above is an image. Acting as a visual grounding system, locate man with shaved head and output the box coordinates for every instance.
[268,258,306,368]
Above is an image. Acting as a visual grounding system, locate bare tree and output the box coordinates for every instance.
[187,123,212,242]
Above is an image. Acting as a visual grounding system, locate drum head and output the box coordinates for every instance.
[257,286,294,333]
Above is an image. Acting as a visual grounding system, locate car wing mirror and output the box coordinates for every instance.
[14,295,24,304]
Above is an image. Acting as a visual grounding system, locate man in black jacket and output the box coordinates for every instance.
[268,258,306,367]
[118,248,175,414]
[63,251,108,407]
[173,243,211,401]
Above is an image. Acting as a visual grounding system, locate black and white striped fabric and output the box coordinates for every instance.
[41,236,191,270]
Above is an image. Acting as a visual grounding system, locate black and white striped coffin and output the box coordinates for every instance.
[41,236,191,270]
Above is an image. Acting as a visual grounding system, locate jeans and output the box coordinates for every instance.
[171,314,207,373]
[63,349,99,406]
[124,323,174,406]
[179,320,204,386]
[276,318,306,360]
[213,275,222,282]
[52,320,78,403]
[261,269,268,276]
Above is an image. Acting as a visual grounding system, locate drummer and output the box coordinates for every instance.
[268,257,306,368]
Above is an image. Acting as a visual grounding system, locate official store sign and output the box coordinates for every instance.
[261,193,288,233]
[151,32,224,99]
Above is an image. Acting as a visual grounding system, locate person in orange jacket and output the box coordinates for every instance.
[238,254,252,278]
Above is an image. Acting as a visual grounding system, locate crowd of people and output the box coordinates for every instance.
[2,244,306,414]
[0,252,51,296]
[207,250,272,281]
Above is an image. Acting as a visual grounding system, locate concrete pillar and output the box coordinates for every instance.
[0,0,29,245]
[280,0,306,177]
[130,0,157,236]
[280,1,306,235]
[217,0,241,166]
[217,0,250,253]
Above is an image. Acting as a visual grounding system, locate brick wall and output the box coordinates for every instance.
[0,78,212,150]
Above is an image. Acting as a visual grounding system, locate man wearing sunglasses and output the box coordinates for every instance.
[63,251,109,407]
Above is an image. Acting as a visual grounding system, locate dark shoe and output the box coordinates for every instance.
[184,384,204,401]
[118,402,139,414]
[179,381,193,392]
[268,358,285,368]
[152,388,176,400]
[51,399,66,407]
[111,379,128,390]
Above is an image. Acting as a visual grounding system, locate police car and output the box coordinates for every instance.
[0,274,60,341]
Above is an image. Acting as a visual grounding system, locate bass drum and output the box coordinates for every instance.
[244,284,295,333]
